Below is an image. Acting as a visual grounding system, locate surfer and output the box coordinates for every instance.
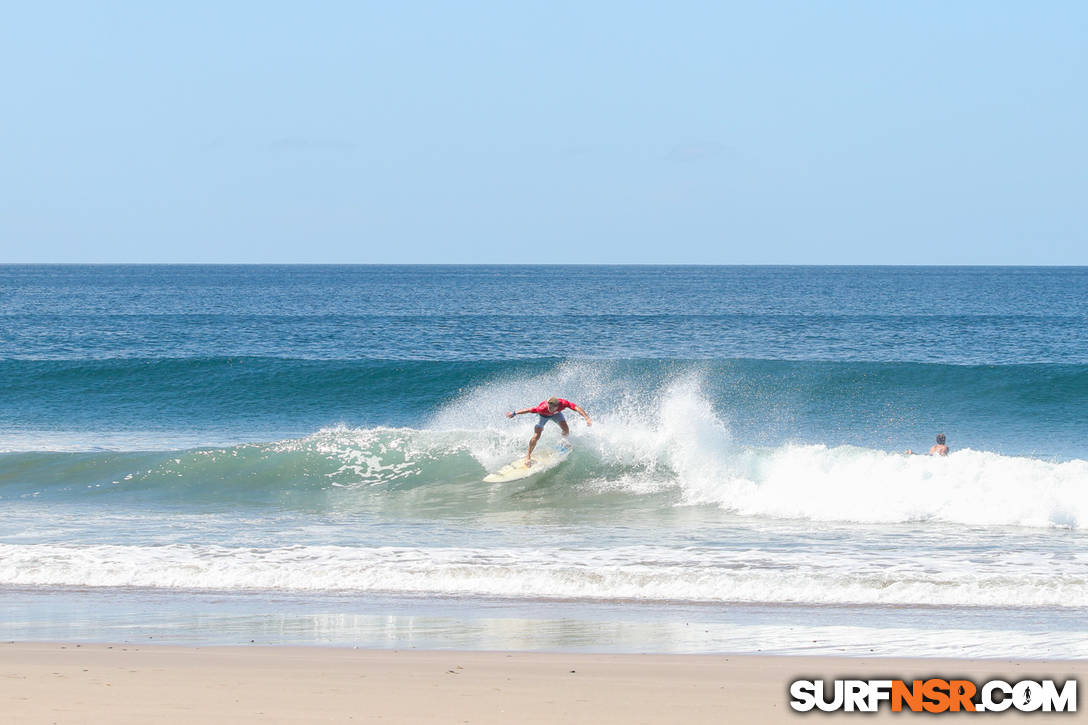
[906,433,949,456]
[506,397,592,465]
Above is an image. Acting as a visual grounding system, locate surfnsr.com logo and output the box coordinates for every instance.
[789,678,1077,713]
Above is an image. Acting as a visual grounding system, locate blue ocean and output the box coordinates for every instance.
[2,265,1086,657]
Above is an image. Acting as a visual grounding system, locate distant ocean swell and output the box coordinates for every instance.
[5,311,1088,363]
[3,357,1087,438]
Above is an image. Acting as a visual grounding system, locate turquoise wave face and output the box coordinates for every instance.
[2,358,1086,458]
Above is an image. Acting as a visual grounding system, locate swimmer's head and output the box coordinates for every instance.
[936,433,946,445]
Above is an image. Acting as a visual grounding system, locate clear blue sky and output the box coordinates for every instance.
[2,1,1085,263]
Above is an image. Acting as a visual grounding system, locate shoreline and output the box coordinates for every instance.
[5,585,1085,659]
[3,642,1083,724]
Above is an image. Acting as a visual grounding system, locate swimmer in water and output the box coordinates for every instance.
[906,432,949,456]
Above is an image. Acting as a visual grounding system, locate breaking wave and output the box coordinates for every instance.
[2,371,1085,529]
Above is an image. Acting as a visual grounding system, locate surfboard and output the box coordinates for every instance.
[483,441,572,483]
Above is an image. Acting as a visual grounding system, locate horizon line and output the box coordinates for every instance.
[3,262,1087,268]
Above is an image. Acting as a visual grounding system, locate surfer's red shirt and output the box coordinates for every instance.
[528,399,576,416]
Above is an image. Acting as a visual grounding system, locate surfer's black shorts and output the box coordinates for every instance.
[534,412,566,429]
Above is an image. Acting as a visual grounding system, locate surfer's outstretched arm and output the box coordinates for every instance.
[505,408,531,418]
[570,404,592,426]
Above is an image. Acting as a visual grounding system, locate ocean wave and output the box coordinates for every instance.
[2,357,1086,455]
[1,542,1083,608]
[2,424,1085,530]
[2,359,1086,527]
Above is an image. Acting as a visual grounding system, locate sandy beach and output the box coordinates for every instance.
[1,643,1081,724]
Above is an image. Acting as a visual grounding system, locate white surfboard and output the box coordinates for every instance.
[483,441,572,483]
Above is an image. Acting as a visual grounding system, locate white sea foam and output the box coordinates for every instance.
[430,366,1088,529]
[1,543,1084,608]
[675,444,1088,529]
